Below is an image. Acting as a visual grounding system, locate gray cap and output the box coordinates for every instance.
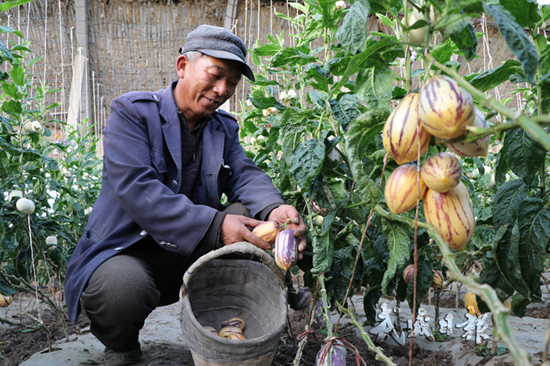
[179,25,255,81]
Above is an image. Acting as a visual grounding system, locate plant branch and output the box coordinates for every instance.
[374,205,533,366]
[426,56,550,152]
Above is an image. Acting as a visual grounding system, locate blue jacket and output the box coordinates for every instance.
[65,81,284,323]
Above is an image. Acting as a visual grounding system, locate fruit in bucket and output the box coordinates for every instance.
[382,93,431,165]
[274,229,299,270]
[420,152,463,193]
[418,75,475,140]
[221,317,245,331]
[252,220,282,245]
[384,164,426,214]
[219,326,245,340]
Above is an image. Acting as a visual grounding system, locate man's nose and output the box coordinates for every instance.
[213,79,228,97]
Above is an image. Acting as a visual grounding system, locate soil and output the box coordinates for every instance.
[1,291,548,366]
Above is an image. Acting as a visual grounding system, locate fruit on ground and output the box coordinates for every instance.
[316,340,347,366]
[274,229,299,270]
[446,107,490,157]
[0,294,12,307]
[418,75,475,139]
[420,152,463,193]
[384,164,426,214]
[220,317,245,331]
[423,181,475,251]
[382,93,431,165]
[252,220,281,245]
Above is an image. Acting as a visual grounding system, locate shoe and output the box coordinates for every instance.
[104,347,142,365]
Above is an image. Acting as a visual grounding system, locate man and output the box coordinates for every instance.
[65,25,306,365]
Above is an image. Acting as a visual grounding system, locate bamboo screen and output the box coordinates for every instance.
[0,0,533,142]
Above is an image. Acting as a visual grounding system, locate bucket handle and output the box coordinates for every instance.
[181,242,286,298]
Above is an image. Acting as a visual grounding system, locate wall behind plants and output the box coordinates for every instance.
[0,0,530,140]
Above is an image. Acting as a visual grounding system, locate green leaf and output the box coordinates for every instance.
[289,138,325,190]
[432,38,455,65]
[493,179,529,231]
[1,81,20,99]
[511,292,530,317]
[0,39,13,62]
[270,47,317,68]
[336,37,396,90]
[517,198,550,300]
[483,3,538,84]
[470,60,523,92]
[381,219,410,295]
[363,287,382,325]
[499,0,541,29]
[493,221,529,298]
[252,43,281,57]
[450,23,478,62]
[335,0,370,54]
[312,213,335,274]
[501,129,546,186]
[328,94,361,131]
[346,109,390,209]
[2,99,22,115]
[9,65,24,86]
[0,0,34,12]
[356,60,393,110]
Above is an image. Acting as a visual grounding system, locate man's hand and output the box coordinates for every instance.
[268,205,307,259]
[220,214,271,250]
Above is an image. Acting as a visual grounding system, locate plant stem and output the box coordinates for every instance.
[374,204,533,365]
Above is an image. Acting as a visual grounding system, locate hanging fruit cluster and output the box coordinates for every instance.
[382,75,488,251]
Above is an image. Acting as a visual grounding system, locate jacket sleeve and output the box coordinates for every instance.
[102,96,218,256]
[222,126,285,217]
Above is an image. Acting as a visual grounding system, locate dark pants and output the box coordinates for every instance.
[80,203,251,352]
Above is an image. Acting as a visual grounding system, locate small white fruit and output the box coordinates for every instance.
[335,0,346,10]
[31,121,42,132]
[408,9,426,45]
[46,236,58,245]
[268,107,279,115]
[22,122,33,132]
[279,91,287,101]
[315,215,324,226]
[8,190,23,202]
[262,109,271,117]
[287,89,297,99]
[488,175,495,188]
[16,198,35,215]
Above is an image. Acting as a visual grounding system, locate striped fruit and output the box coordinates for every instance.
[423,182,475,251]
[226,332,246,340]
[382,93,431,165]
[420,152,463,193]
[274,229,299,270]
[384,164,426,214]
[0,294,12,307]
[465,292,511,316]
[446,107,490,157]
[219,326,244,338]
[252,220,282,245]
[292,287,312,311]
[431,270,444,288]
[316,340,347,366]
[203,325,219,336]
[221,317,245,331]
[419,75,475,139]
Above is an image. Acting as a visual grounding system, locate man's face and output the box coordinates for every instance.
[175,54,242,123]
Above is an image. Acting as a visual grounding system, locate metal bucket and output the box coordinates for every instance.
[179,242,287,366]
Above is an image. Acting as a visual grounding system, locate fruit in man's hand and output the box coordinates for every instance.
[274,229,299,270]
[384,164,426,214]
[252,220,281,245]
[423,181,475,251]
[419,75,475,139]
[221,317,245,331]
[420,152,463,193]
[382,93,431,165]
[446,107,490,157]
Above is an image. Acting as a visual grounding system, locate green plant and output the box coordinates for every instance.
[238,0,550,364]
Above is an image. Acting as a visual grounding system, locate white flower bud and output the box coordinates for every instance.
[46,236,58,245]
[335,1,346,9]
[279,91,287,101]
[268,107,279,115]
[16,198,35,215]
[287,89,297,99]
[262,109,271,117]
[22,122,33,132]
[8,190,23,202]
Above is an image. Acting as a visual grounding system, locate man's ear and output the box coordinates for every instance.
[176,55,189,78]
